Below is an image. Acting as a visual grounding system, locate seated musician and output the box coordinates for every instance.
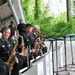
[9,28,27,68]
[18,24,33,60]
[9,20,17,30]
[30,25,47,58]
[0,27,23,75]
[18,23,38,67]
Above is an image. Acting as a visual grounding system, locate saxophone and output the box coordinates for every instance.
[33,33,43,56]
[7,40,19,72]
[40,35,46,56]
[36,34,46,56]
[34,41,40,54]
[20,35,28,56]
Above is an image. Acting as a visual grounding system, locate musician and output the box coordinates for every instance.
[19,24,40,59]
[9,28,27,68]
[17,19,26,35]
[0,27,23,75]
[9,20,17,30]
[32,25,47,55]
[19,24,33,61]
[19,24,33,48]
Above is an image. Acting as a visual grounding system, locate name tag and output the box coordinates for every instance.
[2,45,5,47]
[14,41,16,44]
[9,44,11,47]
[27,39,29,41]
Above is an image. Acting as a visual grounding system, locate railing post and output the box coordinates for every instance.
[70,36,74,65]
[55,39,58,75]
[63,36,67,71]
[51,40,54,75]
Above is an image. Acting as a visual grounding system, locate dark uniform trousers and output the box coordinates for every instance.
[16,54,27,68]
[0,39,23,75]
[11,57,23,75]
[0,65,6,75]
[0,58,9,75]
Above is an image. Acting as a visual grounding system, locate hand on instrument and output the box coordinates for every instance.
[12,52,16,56]
[19,52,24,56]
[32,49,36,53]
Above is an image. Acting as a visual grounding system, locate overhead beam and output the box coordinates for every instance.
[7,0,19,24]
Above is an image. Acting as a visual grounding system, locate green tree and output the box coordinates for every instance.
[22,0,75,37]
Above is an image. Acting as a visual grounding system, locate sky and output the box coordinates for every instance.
[44,0,66,17]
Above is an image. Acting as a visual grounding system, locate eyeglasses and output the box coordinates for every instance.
[6,32,11,34]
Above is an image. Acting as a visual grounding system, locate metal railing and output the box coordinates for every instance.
[47,34,75,75]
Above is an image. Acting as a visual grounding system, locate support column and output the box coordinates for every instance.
[7,0,19,24]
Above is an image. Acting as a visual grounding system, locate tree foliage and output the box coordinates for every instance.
[22,0,75,37]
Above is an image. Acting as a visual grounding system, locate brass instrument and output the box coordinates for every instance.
[34,34,46,56]
[20,35,28,56]
[19,35,30,68]
[34,40,43,56]
[7,40,19,72]
[40,35,46,44]
[34,41,40,53]
[40,35,46,56]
